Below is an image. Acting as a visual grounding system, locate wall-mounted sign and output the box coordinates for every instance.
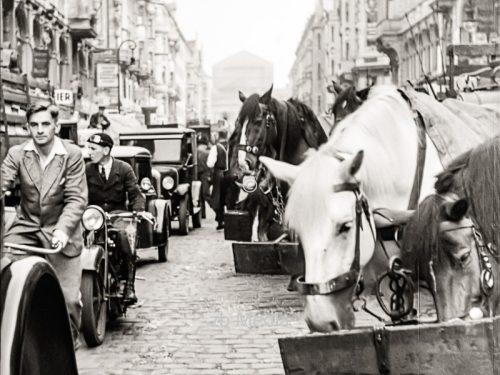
[54,89,74,106]
[32,49,50,78]
[96,63,118,88]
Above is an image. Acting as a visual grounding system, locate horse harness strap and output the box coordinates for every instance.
[296,182,375,296]
[407,111,427,210]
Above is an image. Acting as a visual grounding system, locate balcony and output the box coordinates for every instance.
[68,0,97,39]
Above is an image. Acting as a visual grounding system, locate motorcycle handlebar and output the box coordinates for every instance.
[4,242,63,255]
[106,211,155,225]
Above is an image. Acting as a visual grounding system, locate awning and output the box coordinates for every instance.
[77,114,146,146]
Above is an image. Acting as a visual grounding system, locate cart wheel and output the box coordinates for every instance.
[81,264,107,347]
[158,212,170,262]
[178,195,190,235]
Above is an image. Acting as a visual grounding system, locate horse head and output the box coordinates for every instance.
[401,194,498,321]
[230,85,279,192]
[330,85,371,128]
[261,150,377,332]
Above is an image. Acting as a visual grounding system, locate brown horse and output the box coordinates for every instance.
[402,135,500,321]
[229,85,327,241]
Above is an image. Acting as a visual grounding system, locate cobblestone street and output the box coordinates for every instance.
[77,211,308,375]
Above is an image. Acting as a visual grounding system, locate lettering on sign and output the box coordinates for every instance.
[97,63,118,88]
[32,49,50,78]
[54,89,74,106]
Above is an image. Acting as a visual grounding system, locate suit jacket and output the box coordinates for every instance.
[86,158,145,213]
[2,138,88,257]
[89,113,111,129]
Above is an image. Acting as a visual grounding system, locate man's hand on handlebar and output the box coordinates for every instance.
[52,229,69,249]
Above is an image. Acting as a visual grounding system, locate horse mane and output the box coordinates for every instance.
[286,98,328,148]
[434,150,471,194]
[401,194,445,284]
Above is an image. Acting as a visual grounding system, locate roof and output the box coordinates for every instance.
[111,146,152,158]
[120,127,195,136]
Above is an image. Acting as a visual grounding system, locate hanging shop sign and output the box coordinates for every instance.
[96,63,118,88]
[32,49,50,78]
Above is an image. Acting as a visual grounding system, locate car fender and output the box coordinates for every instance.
[81,245,105,272]
[191,180,202,207]
[148,199,169,234]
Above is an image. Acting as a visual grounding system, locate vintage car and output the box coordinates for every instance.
[83,145,170,262]
[119,126,203,235]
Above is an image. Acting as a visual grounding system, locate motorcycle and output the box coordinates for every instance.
[79,206,154,347]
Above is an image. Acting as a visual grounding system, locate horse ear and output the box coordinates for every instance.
[239,91,247,103]
[260,85,273,105]
[444,198,469,221]
[259,156,298,186]
[332,81,343,95]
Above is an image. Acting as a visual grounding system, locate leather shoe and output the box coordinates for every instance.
[124,288,138,305]
[216,223,224,230]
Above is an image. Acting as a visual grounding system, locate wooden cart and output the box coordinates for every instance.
[279,316,500,375]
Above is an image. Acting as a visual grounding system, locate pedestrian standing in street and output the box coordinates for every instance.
[207,130,229,230]
[85,133,148,305]
[1,102,88,348]
[197,135,212,214]
[89,105,111,130]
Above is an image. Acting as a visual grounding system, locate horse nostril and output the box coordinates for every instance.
[328,321,340,331]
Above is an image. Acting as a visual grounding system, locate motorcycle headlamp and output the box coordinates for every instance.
[82,206,105,231]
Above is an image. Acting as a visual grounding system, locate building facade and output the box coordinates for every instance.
[375,0,499,89]
[212,50,273,124]
[289,0,390,116]
[1,0,98,119]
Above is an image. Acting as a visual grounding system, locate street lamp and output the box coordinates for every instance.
[117,39,137,114]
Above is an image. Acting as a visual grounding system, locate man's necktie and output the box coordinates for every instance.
[99,165,107,182]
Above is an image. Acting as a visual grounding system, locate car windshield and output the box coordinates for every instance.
[121,139,182,162]
[117,157,152,179]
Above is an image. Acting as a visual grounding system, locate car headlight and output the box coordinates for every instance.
[140,177,152,191]
[82,206,105,231]
[162,176,175,190]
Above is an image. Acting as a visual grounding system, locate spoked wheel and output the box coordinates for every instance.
[178,195,190,235]
[158,212,170,263]
[81,262,107,347]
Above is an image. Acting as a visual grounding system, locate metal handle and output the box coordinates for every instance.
[4,242,63,255]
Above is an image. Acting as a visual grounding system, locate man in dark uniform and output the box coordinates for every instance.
[89,105,111,130]
[197,135,212,214]
[207,130,228,230]
[86,133,146,304]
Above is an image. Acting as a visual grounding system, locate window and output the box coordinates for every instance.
[331,59,335,75]
[345,42,350,60]
[317,95,322,112]
[345,2,349,22]
[331,26,335,42]
[317,34,321,50]
[317,63,322,80]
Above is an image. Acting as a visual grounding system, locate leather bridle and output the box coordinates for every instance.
[295,181,375,296]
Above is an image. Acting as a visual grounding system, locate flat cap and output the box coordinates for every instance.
[87,132,114,148]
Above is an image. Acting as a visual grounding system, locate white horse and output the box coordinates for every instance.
[261,85,443,332]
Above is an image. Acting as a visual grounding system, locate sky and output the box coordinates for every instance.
[176,0,317,88]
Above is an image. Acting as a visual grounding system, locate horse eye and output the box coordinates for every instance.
[246,146,252,152]
[338,222,352,235]
[252,146,259,154]
[341,101,347,109]
[460,251,471,264]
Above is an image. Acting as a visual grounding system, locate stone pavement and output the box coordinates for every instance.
[77,211,308,375]
[77,211,435,374]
